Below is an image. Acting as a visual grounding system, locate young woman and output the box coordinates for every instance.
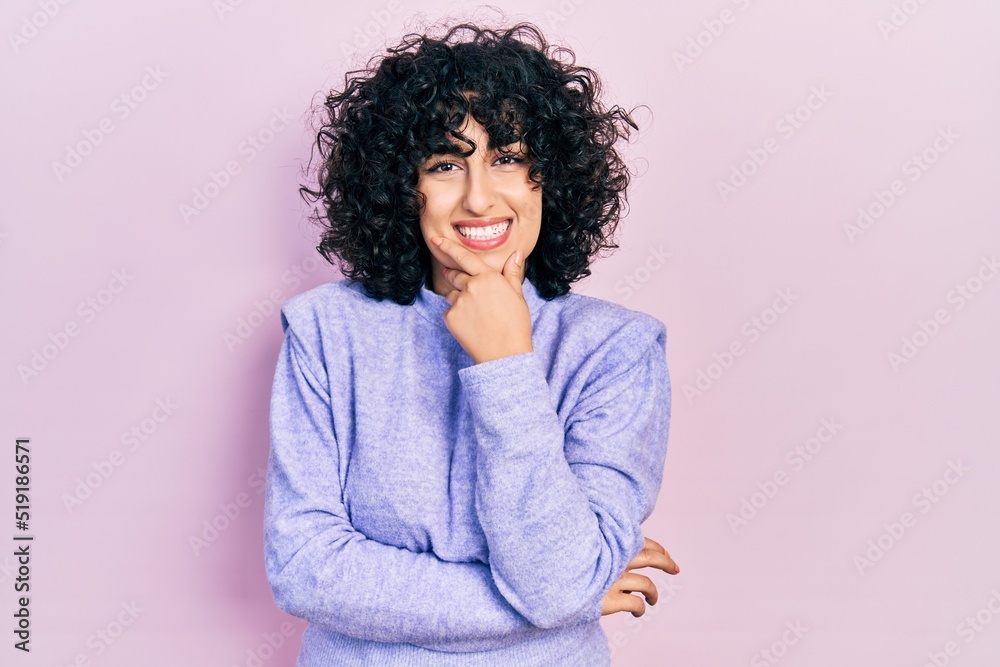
[264,19,678,666]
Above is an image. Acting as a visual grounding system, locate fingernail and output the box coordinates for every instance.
[432,237,443,246]
[516,250,521,266]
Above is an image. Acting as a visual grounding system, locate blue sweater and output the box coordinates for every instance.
[264,275,672,666]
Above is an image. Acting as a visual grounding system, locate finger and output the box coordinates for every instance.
[431,236,490,276]
[643,536,666,554]
[626,549,679,575]
[639,537,679,573]
[653,549,679,575]
[617,572,657,606]
[608,592,646,618]
[441,266,470,290]
[500,249,524,295]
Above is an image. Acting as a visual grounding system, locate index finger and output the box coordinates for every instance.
[431,236,492,276]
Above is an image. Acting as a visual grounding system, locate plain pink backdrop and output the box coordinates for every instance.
[3,1,999,665]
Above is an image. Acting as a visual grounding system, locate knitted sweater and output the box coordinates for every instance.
[264,275,672,666]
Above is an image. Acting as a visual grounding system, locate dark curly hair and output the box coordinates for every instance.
[299,17,642,304]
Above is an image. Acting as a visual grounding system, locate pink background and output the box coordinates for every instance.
[3,1,999,665]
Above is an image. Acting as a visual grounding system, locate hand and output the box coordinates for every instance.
[430,236,533,364]
[601,536,680,618]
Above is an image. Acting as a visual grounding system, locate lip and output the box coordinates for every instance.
[453,218,513,250]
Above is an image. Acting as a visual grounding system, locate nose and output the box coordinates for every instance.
[462,156,497,214]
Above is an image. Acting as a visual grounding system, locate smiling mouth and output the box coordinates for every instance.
[454,219,512,240]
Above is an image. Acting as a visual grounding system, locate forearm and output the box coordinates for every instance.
[475,432,641,628]
[459,338,670,629]
[264,504,548,651]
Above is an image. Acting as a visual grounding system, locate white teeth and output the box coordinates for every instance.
[457,220,511,240]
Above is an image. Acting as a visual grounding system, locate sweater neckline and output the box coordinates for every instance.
[413,276,547,329]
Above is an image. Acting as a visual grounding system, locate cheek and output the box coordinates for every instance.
[508,180,541,215]
[524,191,542,228]
[418,186,452,225]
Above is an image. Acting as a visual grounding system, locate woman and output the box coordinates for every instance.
[264,19,678,666]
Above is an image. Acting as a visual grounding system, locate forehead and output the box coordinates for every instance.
[430,89,524,127]
[425,99,526,154]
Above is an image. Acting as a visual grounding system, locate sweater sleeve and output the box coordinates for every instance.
[263,321,552,652]
[457,320,671,629]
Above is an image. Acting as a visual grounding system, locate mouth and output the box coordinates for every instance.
[453,219,513,249]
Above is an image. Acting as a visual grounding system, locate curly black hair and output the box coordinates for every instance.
[299,18,642,304]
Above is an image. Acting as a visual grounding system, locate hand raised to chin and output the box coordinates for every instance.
[430,236,533,365]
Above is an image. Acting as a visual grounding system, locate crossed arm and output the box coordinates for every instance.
[263,313,672,651]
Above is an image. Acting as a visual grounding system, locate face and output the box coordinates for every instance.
[416,115,542,296]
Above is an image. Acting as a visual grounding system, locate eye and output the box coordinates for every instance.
[425,161,457,173]
[423,152,526,173]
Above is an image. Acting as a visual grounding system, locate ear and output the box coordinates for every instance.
[501,249,524,296]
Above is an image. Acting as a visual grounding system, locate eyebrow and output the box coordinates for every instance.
[428,142,526,158]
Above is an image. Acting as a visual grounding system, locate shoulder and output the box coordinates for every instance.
[276,278,383,375]
[553,290,668,374]
[278,277,375,336]
[276,277,398,383]
[557,290,667,350]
